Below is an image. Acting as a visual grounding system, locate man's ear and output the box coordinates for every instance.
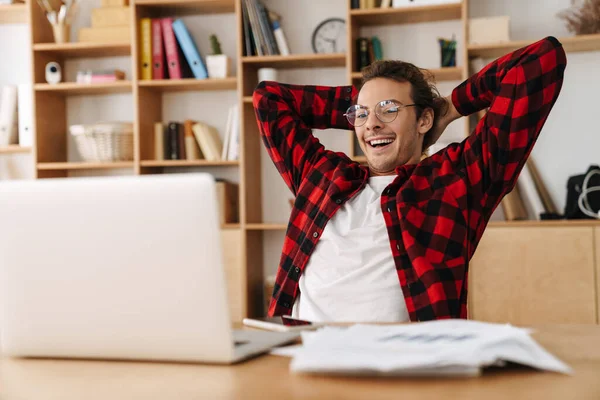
[417,108,434,136]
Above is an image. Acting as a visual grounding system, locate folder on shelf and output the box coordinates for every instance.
[0,85,18,146]
[161,18,183,80]
[151,20,166,80]
[172,19,208,80]
[17,84,32,147]
[183,119,201,160]
[139,18,152,80]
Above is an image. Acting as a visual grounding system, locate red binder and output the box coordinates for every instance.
[152,19,165,80]
[161,18,182,79]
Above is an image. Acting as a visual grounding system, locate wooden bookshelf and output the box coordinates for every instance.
[140,160,239,167]
[0,145,32,154]
[242,96,252,103]
[0,3,27,24]
[37,162,135,170]
[349,2,462,26]
[32,42,131,58]
[468,33,600,58]
[241,53,347,69]
[138,77,237,92]
[35,82,133,95]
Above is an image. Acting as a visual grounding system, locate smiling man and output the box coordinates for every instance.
[252,36,567,323]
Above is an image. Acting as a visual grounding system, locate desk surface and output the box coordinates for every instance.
[1,324,599,400]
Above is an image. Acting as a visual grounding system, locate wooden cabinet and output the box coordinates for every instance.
[221,229,244,324]
[596,227,600,323]
[469,222,599,325]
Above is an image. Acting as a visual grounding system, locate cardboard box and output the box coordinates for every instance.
[78,26,131,43]
[101,0,129,6]
[92,6,131,28]
[216,181,239,225]
[469,16,510,45]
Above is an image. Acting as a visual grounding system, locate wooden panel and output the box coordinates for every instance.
[37,162,134,170]
[596,227,600,324]
[0,4,27,24]
[468,33,600,59]
[0,145,32,154]
[35,82,133,96]
[33,42,131,58]
[34,92,66,163]
[138,78,237,92]
[241,102,262,224]
[469,226,596,325]
[135,0,235,16]
[140,160,239,167]
[135,88,162,170]
[221,229,245,323]
[244,230,264,317]
[350,2,462,26]
[241,53,346,69]
[246,223,287,231]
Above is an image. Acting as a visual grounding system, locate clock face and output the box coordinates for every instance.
[312,18,347,54]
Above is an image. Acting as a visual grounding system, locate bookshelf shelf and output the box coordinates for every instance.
[134,0,235,15]
[34,82,133,95]
[37,162,135,170]
[242,96,252,103]
[468,33,600,58]
[241,53,347,69]
[0,4,27,24]
[0,145,32,154]
[350,2,462,26]
[246,223,288,231]
[33,42,131,58]
[351,66,463,82]
[222,223,241,230]
[138,77,237,92]
[140,160,239,167]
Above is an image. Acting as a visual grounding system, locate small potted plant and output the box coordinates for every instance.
[206,34,230,78]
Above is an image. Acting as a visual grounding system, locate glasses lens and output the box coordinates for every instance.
[376,100,400,123]
[346,106,368,126]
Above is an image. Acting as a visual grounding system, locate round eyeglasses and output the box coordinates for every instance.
[344,100,419,127]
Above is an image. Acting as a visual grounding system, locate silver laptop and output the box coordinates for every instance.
[0,173,298,363]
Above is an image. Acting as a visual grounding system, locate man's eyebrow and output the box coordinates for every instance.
[352,98,405,107]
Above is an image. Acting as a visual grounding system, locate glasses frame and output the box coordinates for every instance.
[344,100,419,127]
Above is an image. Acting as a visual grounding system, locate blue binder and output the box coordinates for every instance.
[172,19,208,79]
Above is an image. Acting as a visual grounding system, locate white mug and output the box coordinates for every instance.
[258,68,277,83]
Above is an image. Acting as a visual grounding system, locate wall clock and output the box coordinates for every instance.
[311,17,346,54]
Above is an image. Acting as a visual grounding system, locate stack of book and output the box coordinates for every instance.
[355,36,383,71]
[241,0,290,57]
[140,18,208,81]
[153,105,239,162]
[79,0,130,44]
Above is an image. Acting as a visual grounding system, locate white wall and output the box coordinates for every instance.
[1,0,598,278]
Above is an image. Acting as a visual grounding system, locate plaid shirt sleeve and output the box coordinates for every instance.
[252,81,358,195]
[449,36,567,226]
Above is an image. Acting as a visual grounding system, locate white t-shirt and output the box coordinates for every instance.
[291,175,409,323]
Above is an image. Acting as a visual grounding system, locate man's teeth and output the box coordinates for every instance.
[369,138,394,146]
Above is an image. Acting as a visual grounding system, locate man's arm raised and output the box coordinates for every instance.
[253,82,358,195]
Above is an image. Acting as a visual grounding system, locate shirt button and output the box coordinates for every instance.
[387,208,391,212]
[295,267,300,273]
[335,199,342,204]
[346,87,352,92]
[396,244,400,250]
[283,302,290,308]
[345,96,350,101]
[313,232,319,238]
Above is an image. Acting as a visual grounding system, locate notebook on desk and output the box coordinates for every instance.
[0,173,298,364]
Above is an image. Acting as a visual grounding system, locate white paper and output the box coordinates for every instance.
[288,320,571,377]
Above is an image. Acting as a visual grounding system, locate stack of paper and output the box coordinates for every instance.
[283,320,571,377]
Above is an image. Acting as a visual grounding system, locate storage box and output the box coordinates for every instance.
[469,16,510,45]
[216,181,239,225]
[92,6,131,28]
[101,0,129,6]
[78,26,131,43]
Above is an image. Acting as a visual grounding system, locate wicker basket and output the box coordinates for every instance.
[70,122,134,162]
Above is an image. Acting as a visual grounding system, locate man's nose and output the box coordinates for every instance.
[365,111,381,131]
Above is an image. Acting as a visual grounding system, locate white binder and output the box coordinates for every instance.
[0,85,18,146]
[17,83,33,147]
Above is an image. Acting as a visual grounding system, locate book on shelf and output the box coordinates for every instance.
[355,37,383,71]
[152,108,239,162]
[76,69,126,84]
[242,0,291,57]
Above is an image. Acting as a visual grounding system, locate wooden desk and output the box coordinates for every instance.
[1,324,599,399]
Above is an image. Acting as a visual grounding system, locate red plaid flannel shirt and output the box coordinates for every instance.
[253,36,567,322]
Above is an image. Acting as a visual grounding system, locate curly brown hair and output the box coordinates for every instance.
[360,60,448,151]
